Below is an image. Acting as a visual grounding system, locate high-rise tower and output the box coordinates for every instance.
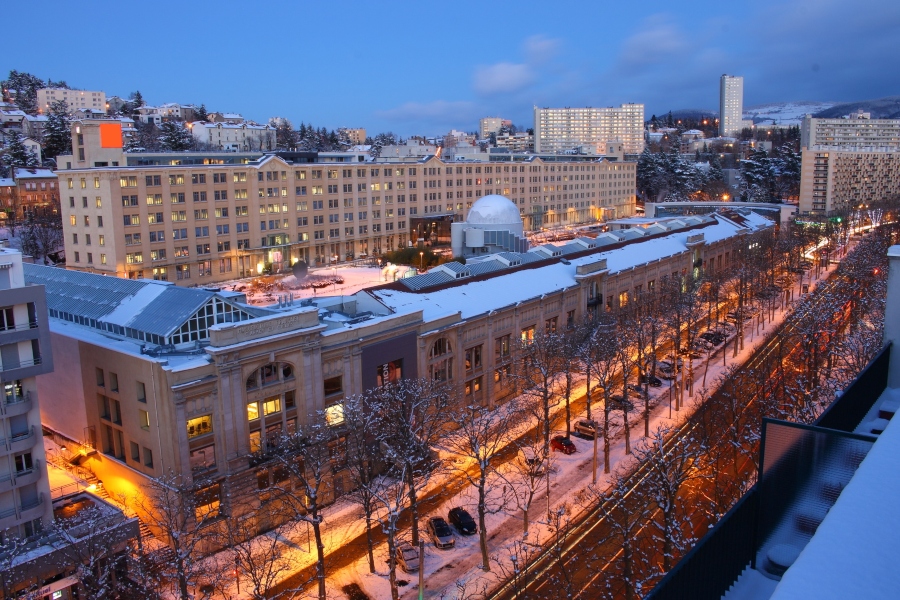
[719,75,744,138]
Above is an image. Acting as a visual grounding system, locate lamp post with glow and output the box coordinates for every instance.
[419,251,424,272]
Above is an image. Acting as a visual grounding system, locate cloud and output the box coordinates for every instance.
[616,14,689,70]
[473,62,535,96]
[375,100,479,123]
[523,34,560,65]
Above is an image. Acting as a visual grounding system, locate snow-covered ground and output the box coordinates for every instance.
[744,101,837,126]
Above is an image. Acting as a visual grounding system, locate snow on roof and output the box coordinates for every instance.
[770,389,900,600]
[0,178,13,187]
[14,168,56,179]
[372,214,762,323]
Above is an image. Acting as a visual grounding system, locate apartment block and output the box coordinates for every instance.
[479,117,506,139]
[801,113,900,151]
[36,88,106,114]
[534,104,645,155]
[799,149,900,215]
[719,75,743,138]
[57,120,637,286]
[0,248,54,539]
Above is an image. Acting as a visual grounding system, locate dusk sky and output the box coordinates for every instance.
[8,0,899,136]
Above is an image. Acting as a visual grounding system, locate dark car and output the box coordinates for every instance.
[448,507,477,535]
[700,331,726,346]
[426,516,455,549]
[551,435,577,455]
[640,374,662,387]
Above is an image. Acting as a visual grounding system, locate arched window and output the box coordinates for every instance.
[430,338,451,358]
[246,361,295,391]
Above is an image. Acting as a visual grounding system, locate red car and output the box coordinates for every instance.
[551,435,576,455]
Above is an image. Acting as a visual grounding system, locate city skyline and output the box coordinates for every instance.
[8,0,899,136]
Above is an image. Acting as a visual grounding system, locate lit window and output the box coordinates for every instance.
[247,402,260,421]
[325,403,345,426]
[262,397,281,416]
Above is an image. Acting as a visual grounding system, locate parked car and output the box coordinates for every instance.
[700,331,726,346]
[678,346,704,359]
[712,320,736,334]
[551,435,577,454]
[656,361,677,379]
[725,311,751,323]
[426,516,455,549]
[574,419,599,439]
[640,373,663,387]
[519,447,547,475]
[396,540,420,573]
[448,507,477,535]
[626,383,646,398]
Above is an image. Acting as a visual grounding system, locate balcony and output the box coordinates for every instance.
[13,460,42,487]
[1,391,33,417]
[18,494,45,521]
[7,426,37,453]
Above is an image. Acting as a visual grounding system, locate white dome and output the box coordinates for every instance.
[466,194,522,225]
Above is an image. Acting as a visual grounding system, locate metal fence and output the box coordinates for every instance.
[817,344,891,432]
[646,489,759,600]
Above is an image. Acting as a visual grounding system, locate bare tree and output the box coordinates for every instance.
[270,417,339,600]
[446,399,523,570]
[516,330,565,460]
[128,473,224,600]
[341,391,387,574]
[373,378,454,548]
[635,424,704,573]
[221,497,298,600]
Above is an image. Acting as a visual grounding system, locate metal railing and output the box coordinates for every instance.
[0,357,43,372]
[0,320,39,333]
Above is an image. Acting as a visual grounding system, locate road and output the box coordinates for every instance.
[487,265,863,600]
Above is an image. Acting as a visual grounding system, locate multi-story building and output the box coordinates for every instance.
[56,120,637,285]
[534,104,645,155]
[719,75,744,138]
[798,113,900,215]
[494,132,534,152]
[1,168,61,219]
[31,206,772,538]
[798,149,900,215]
[0,247,54,540]
[480,117,505,139]
[801,113,900,151]
[36,88,106,114]
[188,121,275,152]
[340,128,366,146]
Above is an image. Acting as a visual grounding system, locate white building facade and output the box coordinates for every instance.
[534,104,645,155]
[37,88,106,114]
[719,75,744,138]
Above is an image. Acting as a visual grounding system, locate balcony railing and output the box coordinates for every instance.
[0,357,43,372]
[0,321,39,333]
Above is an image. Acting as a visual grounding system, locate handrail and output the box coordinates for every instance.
[0,320,39,333]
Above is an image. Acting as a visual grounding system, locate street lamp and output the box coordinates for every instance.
[419,251,424,271]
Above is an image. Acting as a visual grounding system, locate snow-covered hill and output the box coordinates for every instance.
[744,101,838,126]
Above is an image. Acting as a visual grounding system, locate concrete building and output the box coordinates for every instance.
[0,248,54,540]
[799,149,900,215]
[719,75,744,138]
[32,208,772,537]
[801,113,900,151]
[480,117,506,139]
[188,121,276,152]
[798,113,900,215]
[340,128,366,146]
[534,104,645,155]
[494,132,534,152]
[55,120,637,284]
[36,89,106,114]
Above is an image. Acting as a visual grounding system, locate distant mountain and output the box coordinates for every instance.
[744,101,837,126]
[813,96,900,119]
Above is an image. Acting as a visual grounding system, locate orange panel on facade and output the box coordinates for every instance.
[99,123,123,148]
